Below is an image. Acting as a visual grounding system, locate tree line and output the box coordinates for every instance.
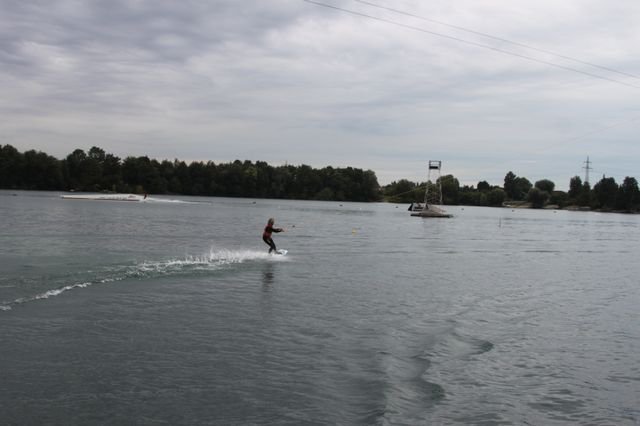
[0,145,381,202]
[2,144,639,211]
[383,170,640,212]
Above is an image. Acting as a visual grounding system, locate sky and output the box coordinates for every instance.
[1,0,639,189]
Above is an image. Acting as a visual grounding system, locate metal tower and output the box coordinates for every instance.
[583,156,592,185]
[425,160,444,205]
[410,160,452,217]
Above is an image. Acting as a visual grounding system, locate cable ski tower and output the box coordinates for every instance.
[425,160,444,205]
[410,160,452,218]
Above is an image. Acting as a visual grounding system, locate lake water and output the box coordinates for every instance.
[1,190,639,425]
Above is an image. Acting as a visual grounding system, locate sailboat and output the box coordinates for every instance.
[410,161,453,218]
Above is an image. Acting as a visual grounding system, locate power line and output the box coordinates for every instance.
[352,0,640,81]
[567,116,640,142]
[536,116,640,153]
[303,0,640,90]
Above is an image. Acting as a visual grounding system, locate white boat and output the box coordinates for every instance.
[61,193,147,202]
[408,202,425,212]
[410,161,453,218]
[410,203,452,218]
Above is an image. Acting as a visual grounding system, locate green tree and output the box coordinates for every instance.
[122,156,163,194]
[527,187,549,208]
[64,149,84,189]
[158,160,176,193]
[314,187,334,200]
[487,188,506,207]
[504,172,532,200]
[174,160,191,194]
[22,150,63,190]
[535,179,555,193]
[616,176,640,211]
[568,175,582,204]
[383,179,418,203]
[254,161,272,198]
[477,180,491,192]
[189,161,212,195]
[0,145,24,188]
[459,187,483,206]
[362,170,381,202]
[101,153,122,191]
[439,174,460,205]
[549,191,569,208]
[592,176,618,210]
[504,171,517,199]
[64,148,100,190]
[513,177,532,201]
[85,146,106,190]
[88,146,106,163]
[577,182,592,207]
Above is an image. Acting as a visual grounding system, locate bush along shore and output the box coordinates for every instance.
[2,144,639,212]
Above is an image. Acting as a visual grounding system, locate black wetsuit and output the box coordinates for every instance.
[262,224,283,253]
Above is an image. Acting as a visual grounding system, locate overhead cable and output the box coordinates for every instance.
[352,0,640,81]
[303,0,640,90]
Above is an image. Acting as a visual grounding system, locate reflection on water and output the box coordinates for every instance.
[261,262,274,290]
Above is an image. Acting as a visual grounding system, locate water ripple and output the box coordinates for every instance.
[0,248,283,311]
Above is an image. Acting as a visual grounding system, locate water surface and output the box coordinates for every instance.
[1,191,638,425]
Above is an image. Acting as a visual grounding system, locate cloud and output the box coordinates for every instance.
[1,0,639,189]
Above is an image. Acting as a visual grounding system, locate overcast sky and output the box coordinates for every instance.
[1,0,638,188]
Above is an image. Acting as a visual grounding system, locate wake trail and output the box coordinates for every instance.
[0,248,286,311]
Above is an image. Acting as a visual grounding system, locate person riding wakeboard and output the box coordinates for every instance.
[262,218,284,254]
